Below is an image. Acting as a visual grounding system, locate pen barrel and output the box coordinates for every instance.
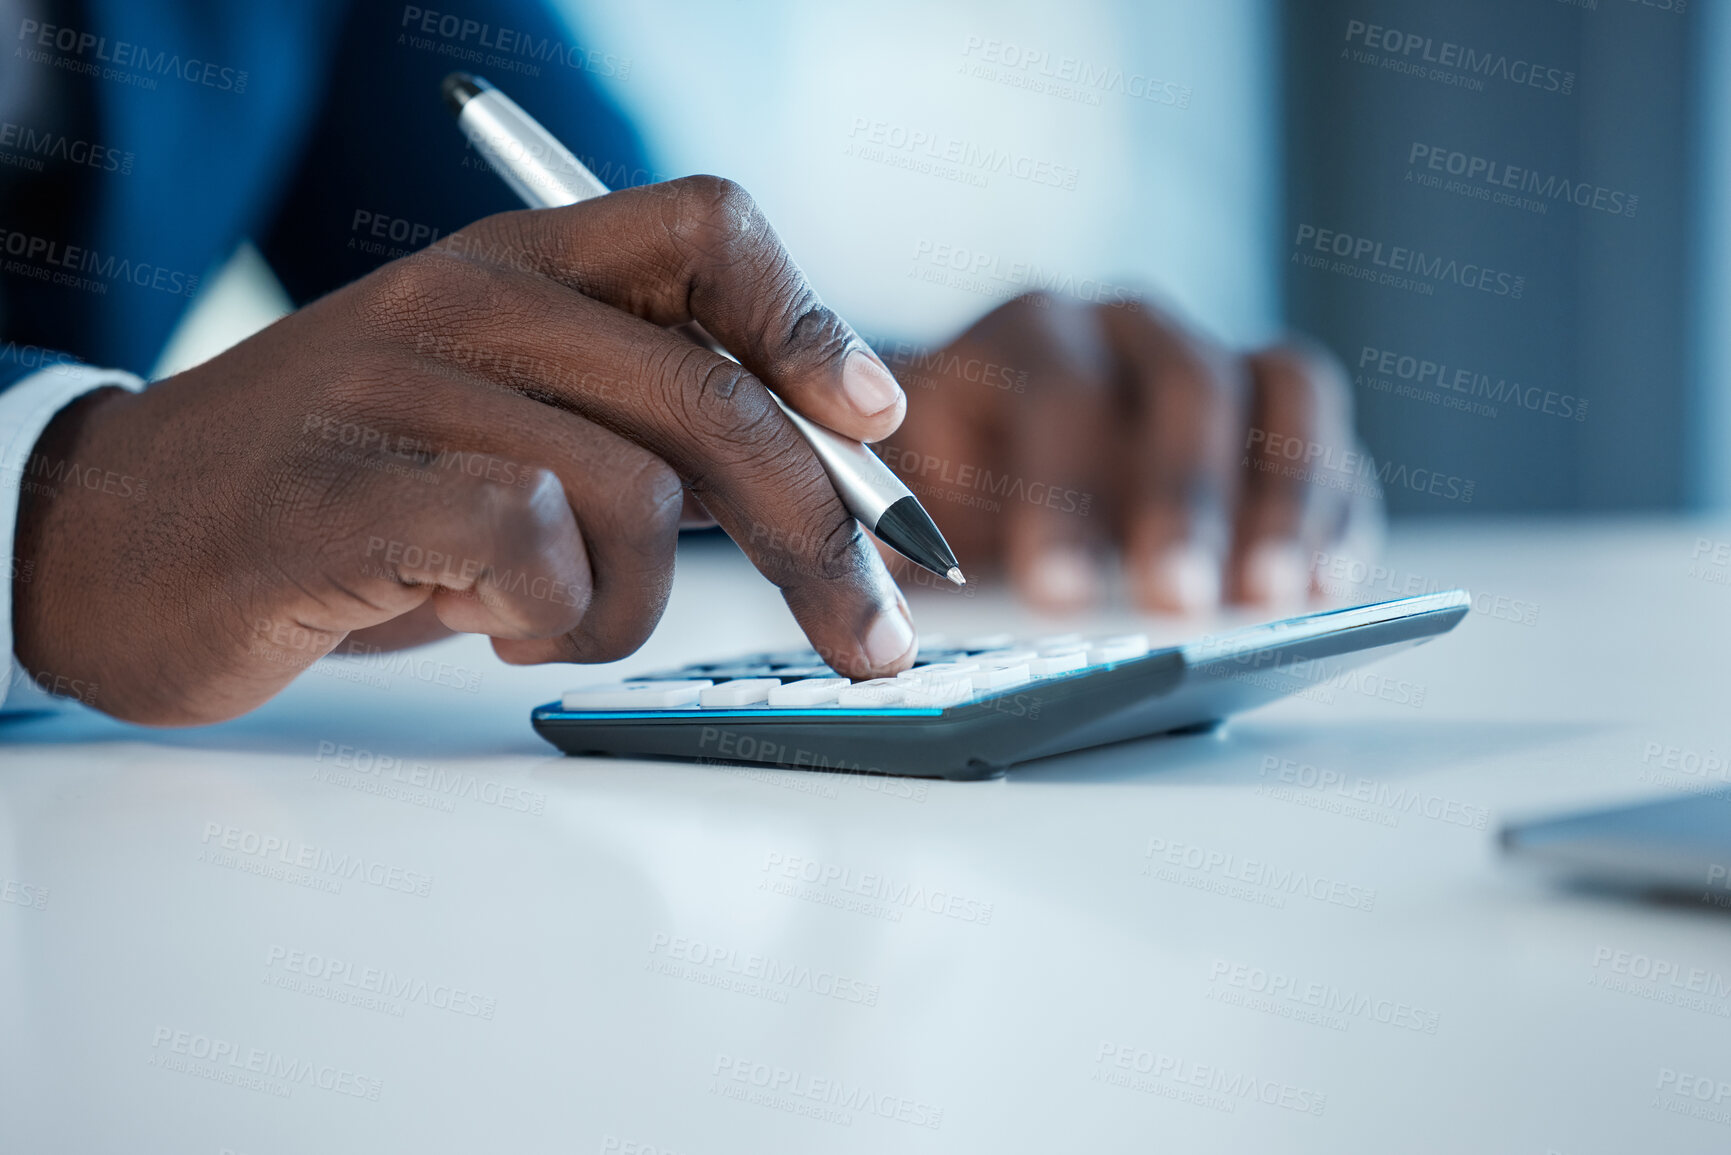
[456,90,607,210]
[768,395,900,527]
[446,74,941,565]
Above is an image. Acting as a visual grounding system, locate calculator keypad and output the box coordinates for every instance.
[560,632,1150,712]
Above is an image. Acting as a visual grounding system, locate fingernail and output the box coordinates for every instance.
[842,351,903,418]
[862,606,916,669]
[1027,546,1098,610]
[1145,544,1220,615]
[1243,543,1310,610]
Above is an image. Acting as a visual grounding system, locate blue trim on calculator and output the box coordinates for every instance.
[534,707,947,720]
[531,591,1473,780]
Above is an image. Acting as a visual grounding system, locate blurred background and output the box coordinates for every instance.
[163,0,1725,515]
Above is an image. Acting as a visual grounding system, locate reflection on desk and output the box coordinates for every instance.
[1,520,1727,1153]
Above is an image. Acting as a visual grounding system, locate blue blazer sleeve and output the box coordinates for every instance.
[259,0,652,305]
[0,0,649,381]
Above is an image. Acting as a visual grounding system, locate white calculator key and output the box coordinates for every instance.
[698,678,781,708]
[900,673,975,707]
[563,680,712,710]
[971,662,1032,689]
[969,648,1039,664]
[961,633,1016,652]
[836,679,909,707]
[1088,633,1150,663]
[899,660,980,680]
[1027,650,1089,677]
[766,677,848,707]
[1033,633,1084,652]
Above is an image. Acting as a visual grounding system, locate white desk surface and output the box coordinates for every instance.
[3,519,1729,1153]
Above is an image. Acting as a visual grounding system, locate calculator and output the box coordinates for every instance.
[532,591,1470,780]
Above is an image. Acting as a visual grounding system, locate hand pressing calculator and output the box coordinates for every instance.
[532,591,1469,780]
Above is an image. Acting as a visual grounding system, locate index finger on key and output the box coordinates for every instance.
[402,262,918,680]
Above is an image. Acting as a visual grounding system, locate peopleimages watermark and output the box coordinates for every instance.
[1652,1067,1731,1128]
[1206,958,1441,1035]
[1555,0,1687,15]
[396,5,632,82]
[1092,1042,1327,1116]
[710,1054,943,1130]
[1703,862,1731,910]
[4,662,99,707]
[1256,755,1490,831]
[1636,738,1731,799]
[0,227,200,297]
[599,1138,692,1155]
[252,618,487,694]
[1244,427,1475,506]
[1190,625,1430,709]
[1142,837,1377,912]
[878,446,1092,518]
[1340,18,1574,96]
[702,742,932,803]
[845,117,1079,191]
[1312,550,1541,629]
[909,238,1138,307]
[0,447,148,504]
[312,741,547,816]
[957,35,1191,110]
[0,119,133,174]
[1292,224,1525,300]
[1589,946,1731,1017]
[700,725,949,782]
[198,821,435,897]
[302,410,540,489]
[1688,538,1731,589]
[148,1026,381,1101]
[1357,344,1586,423]
[0,339,80,377]
[0,876,49,911]
[758,851,995,925]
[263,943,498,1020]
[862,330,1028,394]
[1407,143,1636,219]
[359,535,584,609]
[348,208,446,261]
[646,931,880,1008]
[17,18,250,93]
[459,136,670,191]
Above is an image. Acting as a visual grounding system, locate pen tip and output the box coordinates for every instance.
[946,567,966,587]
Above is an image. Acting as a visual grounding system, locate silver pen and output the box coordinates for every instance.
[440,72,965,586]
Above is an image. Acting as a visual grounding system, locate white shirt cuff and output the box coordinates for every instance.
[0,363,146,713]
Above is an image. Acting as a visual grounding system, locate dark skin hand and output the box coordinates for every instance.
[12,179,1374,724]
[878,294,1378,613]
[12,176,920,724]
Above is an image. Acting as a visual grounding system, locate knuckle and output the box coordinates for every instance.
[757,510,869,588]
[783,297,852,367]
[666,174,765,269]
[1167,349,1245,412]
[812,515,870,583]
[611,454,684,539]
[1254,343,1352,428]
[357,252,473,340]
[1109,301,1245,412]
[668,354,782,464]
[479,464,562,537]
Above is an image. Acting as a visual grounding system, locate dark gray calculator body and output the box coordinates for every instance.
[532,592,1469,780]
